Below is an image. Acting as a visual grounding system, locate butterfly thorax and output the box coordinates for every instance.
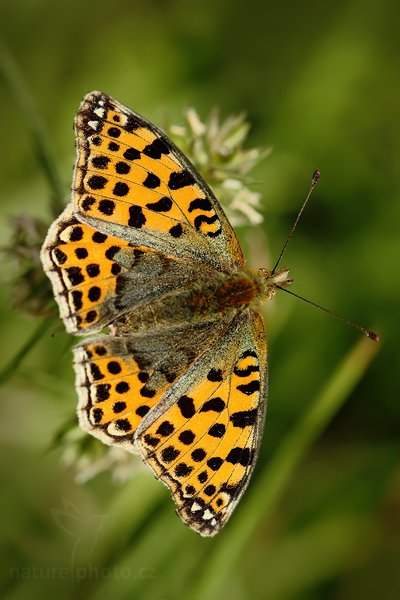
[187,267,292,314]
[113,267,293,335]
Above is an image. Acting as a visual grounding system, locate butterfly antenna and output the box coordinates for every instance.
[271,170,320,276]
[276,285,379,342]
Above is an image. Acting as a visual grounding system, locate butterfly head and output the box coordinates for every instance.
[257,268,293,301]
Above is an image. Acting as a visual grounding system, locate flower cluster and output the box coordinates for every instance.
[168,107,269,226]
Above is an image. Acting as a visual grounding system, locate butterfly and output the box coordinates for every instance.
[41,91,292,536]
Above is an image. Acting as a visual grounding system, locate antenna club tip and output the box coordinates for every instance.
[367,330,380,343]
[312,169,320,185]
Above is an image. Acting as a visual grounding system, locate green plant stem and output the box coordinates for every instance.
[192,336,380,599]
[0,39,64,213]
[0,317,56,386]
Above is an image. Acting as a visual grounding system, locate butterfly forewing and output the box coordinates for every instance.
[73,91,244,272]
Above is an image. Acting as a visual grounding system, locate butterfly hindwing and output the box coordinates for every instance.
[73,91,244,272]
[135,311,267,536]
[74,317,234,451]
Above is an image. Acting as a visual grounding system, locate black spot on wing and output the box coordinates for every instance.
[240,350,257,359]
[194,213,219,230]
[178,395,195,418]
[75,247,88,259]
[82,196,95,211]
[169,224,183,238]
[188,198,212,212]
[92,408,103,423]
[143,173,160,189]
[54,248,67,264]
[198,471,208,483]
[70,226,83,241]
[92,232,107,243]
[179,430,195,445]
[140,387,156,398]
[142,138,170,159]
[161,446,180,463]
[71,290,83,310]
[105,246,121,260]
[85,310,97,323]
[136,405,150,417]
[226,447,253,466]
[113,182,129,196]
[191,448,206,462]
[128,206,146,228]
[156,421,174,436]
[92,156,110,169]
[90,363,104,381]
[98,199,115,215]
[207,368,223,382]
[115,161,130,175]
[208,423,226,438]
[94,345,106,356]
[107,127,120,138]
[96,384,110,401]
[107,361,121,374]
[115,381,129,394]
[204,484,216,496]
[144,434,160,447]
[234,364,260,377]
[146,196,172,212]
[200,397,225,413]
[67,267,84,286]
[88,286,101,302]
[230,409,258,428]
[123,147,141,161]
[168,170,195,190]
[86,264,100,277]
[236,380,260,395]
[175,463,193,477]
[124,114,141,132]
[207,457,223,471]
[115,418,131,431]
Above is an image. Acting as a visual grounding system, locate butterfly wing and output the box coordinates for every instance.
[41,204,133,333]
[42,91,245,332]
[135,310,267,536]
[72,91,244,272]
[41,204,218,333]
[73,316,234,451]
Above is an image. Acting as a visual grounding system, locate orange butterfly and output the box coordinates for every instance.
[41,91,294,536]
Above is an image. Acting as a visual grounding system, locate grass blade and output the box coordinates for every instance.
[0,38,64,213]
[0,317,56,386]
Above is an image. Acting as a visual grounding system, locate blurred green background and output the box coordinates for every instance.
[1,0,399,598]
